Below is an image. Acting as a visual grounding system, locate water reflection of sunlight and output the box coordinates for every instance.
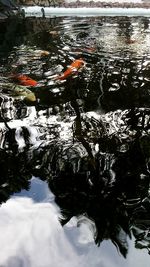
[0,178,149,267]
[59,17,150,58]
[98,23,150,55]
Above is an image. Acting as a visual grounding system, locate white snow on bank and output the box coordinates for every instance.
[22,6,150,17]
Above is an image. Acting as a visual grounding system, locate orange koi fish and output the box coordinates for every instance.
[11,74,38,87]
[56,58,85,80]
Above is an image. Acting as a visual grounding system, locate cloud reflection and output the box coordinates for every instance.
[0,194,149,267]
[0,197,79,267]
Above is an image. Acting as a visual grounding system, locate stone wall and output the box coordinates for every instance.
[16,0,62,6]
[15,0,150,8]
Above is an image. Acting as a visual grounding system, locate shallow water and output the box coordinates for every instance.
[0,15,150,267]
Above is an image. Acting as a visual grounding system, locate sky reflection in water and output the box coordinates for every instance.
[0,177,149,267]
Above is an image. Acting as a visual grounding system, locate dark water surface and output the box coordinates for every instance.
[0,15,150,267]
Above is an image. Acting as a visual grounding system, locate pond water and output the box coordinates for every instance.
[0,15,150,267]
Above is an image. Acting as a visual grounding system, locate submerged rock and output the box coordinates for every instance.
[0,82,36,102]
[14,85,36,102]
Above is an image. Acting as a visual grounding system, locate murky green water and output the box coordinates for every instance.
[0,15,150,267]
